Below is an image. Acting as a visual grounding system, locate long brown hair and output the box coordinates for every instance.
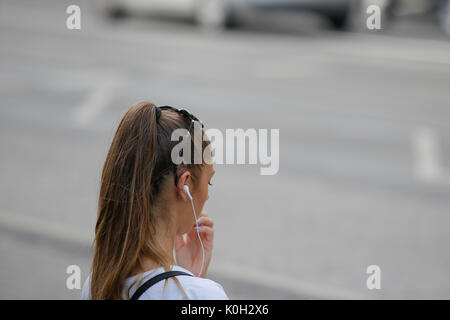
[90,101,209,299]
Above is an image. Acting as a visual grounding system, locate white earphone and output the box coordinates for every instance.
[183,184,205,278]
[183,185,192,200]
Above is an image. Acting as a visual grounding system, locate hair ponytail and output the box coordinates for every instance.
[91,102,170,299]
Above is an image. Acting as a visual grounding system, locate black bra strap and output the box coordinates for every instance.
[130,270,193,300]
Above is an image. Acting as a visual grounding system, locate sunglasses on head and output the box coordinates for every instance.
[156,105,204,132]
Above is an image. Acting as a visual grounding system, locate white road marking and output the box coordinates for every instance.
[72,78,116,127]
[412,127,444,183]
[0,211,363,299]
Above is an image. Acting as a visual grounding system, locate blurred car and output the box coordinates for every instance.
[435,0,450,35]
[99,0,363,30]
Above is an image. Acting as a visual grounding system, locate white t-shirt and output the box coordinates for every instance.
[81,265,229,300]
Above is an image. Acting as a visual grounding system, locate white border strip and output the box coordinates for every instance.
[210,261,365,299]
[0,212,93,248]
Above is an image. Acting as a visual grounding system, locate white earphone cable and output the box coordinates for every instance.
[189,197,205,278]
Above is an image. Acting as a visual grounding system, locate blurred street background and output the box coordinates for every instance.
[0,0,449,299]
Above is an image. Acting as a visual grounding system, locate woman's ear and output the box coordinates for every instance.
[177,170,191,201]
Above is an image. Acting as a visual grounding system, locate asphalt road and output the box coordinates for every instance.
[1,0,450,299]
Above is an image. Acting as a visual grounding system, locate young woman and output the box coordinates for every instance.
[81,101,228,300]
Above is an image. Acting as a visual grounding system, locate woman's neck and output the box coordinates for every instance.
[132,216,178,276]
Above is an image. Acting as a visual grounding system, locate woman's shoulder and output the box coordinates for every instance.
[81,267,229,300]
[81,274,91,300]
[177,274,229,300]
